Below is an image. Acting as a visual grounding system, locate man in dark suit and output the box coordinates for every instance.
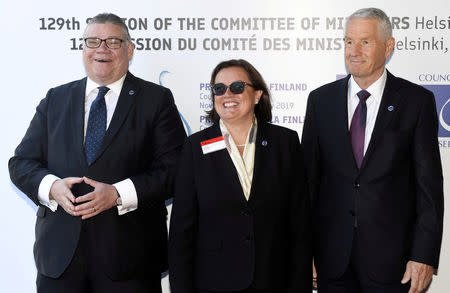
[9,13,186,293]
[302,8,443,293]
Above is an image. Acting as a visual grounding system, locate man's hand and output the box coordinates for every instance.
[313,259,318,290]
[49,177,84,215]
[74,177,118,219]
[401,260,433,293]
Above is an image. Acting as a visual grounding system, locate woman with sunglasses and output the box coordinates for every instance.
[169,59,312,293]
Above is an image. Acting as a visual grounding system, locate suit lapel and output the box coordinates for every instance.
[336,76,360,175]
[360,71,401,171]
[247,122,268,202]
[71,78,88,167]
[204,124,246,201]
[90,72,138,165]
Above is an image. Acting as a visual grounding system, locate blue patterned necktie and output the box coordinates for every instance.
[349,90,371,169]
[85,86,109,165]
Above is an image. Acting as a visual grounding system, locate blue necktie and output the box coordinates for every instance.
[349,90,371,168]
[85,86,109,165]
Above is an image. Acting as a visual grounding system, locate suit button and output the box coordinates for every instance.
[349,210,355,216]
[354,182,360,188]
[243,236,252,243]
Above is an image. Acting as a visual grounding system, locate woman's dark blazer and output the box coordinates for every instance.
[169,122,312,293]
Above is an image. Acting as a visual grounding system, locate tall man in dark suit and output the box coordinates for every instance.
[9,13,186,293]
[302,8,443,293]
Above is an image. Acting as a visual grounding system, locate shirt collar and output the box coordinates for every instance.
[219,117,258,152]
[85,74,127,97]
[349,68,387,103]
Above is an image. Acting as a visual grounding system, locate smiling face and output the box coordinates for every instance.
[344,18,394,89]
[83,23,134,85]
[213,66,262,126]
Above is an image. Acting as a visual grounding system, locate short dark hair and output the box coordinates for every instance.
[84,13,131,41]
[206,59,272,123]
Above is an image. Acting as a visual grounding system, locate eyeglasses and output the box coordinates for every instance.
[84,37,126,49]
[211,81,255,96]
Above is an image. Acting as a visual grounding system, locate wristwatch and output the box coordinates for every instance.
[116,194,122,206]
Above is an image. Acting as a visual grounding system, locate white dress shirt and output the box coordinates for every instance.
[220,118,257,201]
[347,69,387,155]
[38,74,137,215]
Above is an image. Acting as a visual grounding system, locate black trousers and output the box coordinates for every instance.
[36,219,162,293]
[317,229,409,293]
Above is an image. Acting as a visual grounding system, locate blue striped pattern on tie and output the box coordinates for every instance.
[85,86,109,165]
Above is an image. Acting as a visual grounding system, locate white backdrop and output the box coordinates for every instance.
[1,0,449,292]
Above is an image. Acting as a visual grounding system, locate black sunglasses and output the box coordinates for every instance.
[211,81,255,96]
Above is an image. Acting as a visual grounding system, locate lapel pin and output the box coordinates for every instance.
[129,90,135,95]
[388,105,394,111]
[262,140,268,146]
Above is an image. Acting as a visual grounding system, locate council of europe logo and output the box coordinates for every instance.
[159,70,192,136]
[422,85,450,138]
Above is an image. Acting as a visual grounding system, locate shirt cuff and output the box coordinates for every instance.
[113,178,138,215]
[38,174,60,212]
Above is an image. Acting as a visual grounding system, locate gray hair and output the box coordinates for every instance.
[346,8,392,40]
[84,13,131,41]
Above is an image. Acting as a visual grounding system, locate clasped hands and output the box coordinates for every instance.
[49,176,118,219]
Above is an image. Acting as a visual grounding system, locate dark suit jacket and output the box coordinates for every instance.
[9,72,186,279]
[169,122,312,293]
[302,71,444,282]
